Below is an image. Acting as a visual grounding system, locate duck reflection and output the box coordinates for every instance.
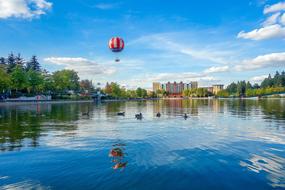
[109,143,128,171]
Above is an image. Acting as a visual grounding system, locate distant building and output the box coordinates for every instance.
[190,81,198,89]
[152,82,162,92]
[151,81,198,97]
[212,84,224,95]
[165,81,184,96]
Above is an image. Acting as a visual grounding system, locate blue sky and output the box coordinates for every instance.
[0,0,284,89]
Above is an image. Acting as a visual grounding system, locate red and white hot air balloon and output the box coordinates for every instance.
[108,37,124,62]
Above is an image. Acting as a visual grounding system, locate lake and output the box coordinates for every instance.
[0,99,284,190]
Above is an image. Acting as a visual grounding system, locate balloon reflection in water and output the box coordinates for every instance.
[109,143,128,171]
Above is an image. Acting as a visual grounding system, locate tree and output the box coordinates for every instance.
[7,53,16,73]
[253,83,260,89]
[27,69,44,94]
[110,83,122,97]
[136,87,147,98]
[42,71,55,94]
[80,80,94,93]
[281,71,285,86]
[196,88,208,97]
[274,71,283,87]
[15,53,25,68]
[246,81,252,90]
[226,82,237,95]
[26,56,40,71]
[126,89,136,98]
[11,65,28,92]
[0,57,6,65]
[103,82,122,98]
[0,68,11,93]
[0,57,7,72]
[52,70,80,93]
[136,87,143,98]
[217,90,229,97]
[237,81,246,96]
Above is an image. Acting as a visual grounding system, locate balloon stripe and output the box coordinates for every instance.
[116,37,120,49]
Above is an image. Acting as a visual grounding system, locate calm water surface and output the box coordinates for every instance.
[0,99,284,190]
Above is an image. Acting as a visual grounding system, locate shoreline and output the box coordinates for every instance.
[0,96,284,106]
[0,99,94,106]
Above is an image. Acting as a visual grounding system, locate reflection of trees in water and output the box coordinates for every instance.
[0,100,283,152]
[153,99,284,123]
[227,100,257,118]
[227,99,285,123]
[105,102,126,116]
[0,103,93,152]
[259,99,285,121]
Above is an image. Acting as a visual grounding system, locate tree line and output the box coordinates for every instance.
[0,53,95,99]
[217,71,285,97]
[104,82,156,99]
[0,53,152,100]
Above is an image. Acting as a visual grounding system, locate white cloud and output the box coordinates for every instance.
[33,0,52,9]
[0,0,52,19]
[234,52,285,71]
[144,72,219,86]
[263,12,281,26]
[280,13,285,25]
[264,1,285,14]
[250,75,268,83]
[44,57,116,78]
[237,24,285,40]
[238,1,285,40]
[129,34,231,64]
[204,66,229,74]
[95,3,119,10]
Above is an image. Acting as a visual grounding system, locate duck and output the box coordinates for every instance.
[82,111,89,116]
[156,112,161,117]
[109,147,124,157]
[135,113,143,120]
[117,112,125,116]
[113,162,127,170]
[183,113,188,120]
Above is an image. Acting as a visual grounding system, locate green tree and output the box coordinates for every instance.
[246,81,252,90]
[0,68,11,93]
[253,83,260,89]
[196,88,208,97]
[274,71,283,87]
[126,89,137,98]
[26,56,40,71]
[111,83,122,97]
[226,82,237,95]
[136,87,147,98]
[281,71,285,86]
[7,53,16,73]
[217,90,229,97]
[0,57,6,65]
[52,70,80,93]
[42,72,55,94]
[27,69,44,94]
[15,53,25,69]
[11,65,28,92]
[237,81,246,96]
[0,57,7,72]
